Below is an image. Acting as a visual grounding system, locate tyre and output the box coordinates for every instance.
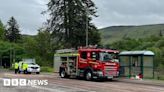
[85,71,93,81]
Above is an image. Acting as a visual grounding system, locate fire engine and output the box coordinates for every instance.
[54,47,119,80]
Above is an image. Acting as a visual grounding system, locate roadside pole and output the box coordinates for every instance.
[85,5,88,47]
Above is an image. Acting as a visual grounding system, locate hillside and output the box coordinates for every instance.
[100,24,164,44]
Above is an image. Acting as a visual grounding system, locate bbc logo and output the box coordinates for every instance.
[3,79,26,86]
[3,79,48,86]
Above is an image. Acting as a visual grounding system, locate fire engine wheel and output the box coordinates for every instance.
[85,71,93,81]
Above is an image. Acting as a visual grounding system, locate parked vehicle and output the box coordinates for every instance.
[54,46,120,80]
[18,58,40,74]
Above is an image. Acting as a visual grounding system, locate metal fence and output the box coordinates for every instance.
[154,69,164,80]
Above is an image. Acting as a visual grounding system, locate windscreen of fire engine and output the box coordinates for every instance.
[91,52,118,62]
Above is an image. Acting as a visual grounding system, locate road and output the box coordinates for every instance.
[0,71,164,92]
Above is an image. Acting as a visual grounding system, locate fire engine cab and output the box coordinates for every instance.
[54,47,120,80]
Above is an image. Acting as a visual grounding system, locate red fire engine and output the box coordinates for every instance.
[54,47,119,80]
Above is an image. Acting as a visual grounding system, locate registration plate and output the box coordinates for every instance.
[108,71,116,76]
[32,69,37,72]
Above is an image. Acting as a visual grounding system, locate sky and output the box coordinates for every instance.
[0,0,164,35]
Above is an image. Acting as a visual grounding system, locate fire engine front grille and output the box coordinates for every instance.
[105,66,117,71]
[105,66,117,76]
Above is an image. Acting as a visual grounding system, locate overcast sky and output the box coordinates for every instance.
[0,0,164,35]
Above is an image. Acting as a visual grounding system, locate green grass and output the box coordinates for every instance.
[100,24,164,44]
[4,66,54,73]
[40,66,54,72]
[155,75,164,80]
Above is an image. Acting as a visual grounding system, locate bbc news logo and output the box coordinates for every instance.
[3,79,48,86]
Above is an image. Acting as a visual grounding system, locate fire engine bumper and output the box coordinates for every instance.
[93,71,119,79]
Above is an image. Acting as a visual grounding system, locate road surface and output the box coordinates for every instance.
[0,71,164,92]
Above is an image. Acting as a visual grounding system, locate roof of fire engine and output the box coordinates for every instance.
[119,51,155,56]
[55,48,119,54]
[78,48,119,53]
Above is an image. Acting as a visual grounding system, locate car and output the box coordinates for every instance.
[26,62,40,74]
[18,59,40,74]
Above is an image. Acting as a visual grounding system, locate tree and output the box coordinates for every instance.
[0,20,5,40]
[0,41,11,67]
[5,16,21,42]
[23,28,53,66]
[23,36,37,57]
[35,28,53,66]
[159,30,163,37]
[46,0,101,48]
